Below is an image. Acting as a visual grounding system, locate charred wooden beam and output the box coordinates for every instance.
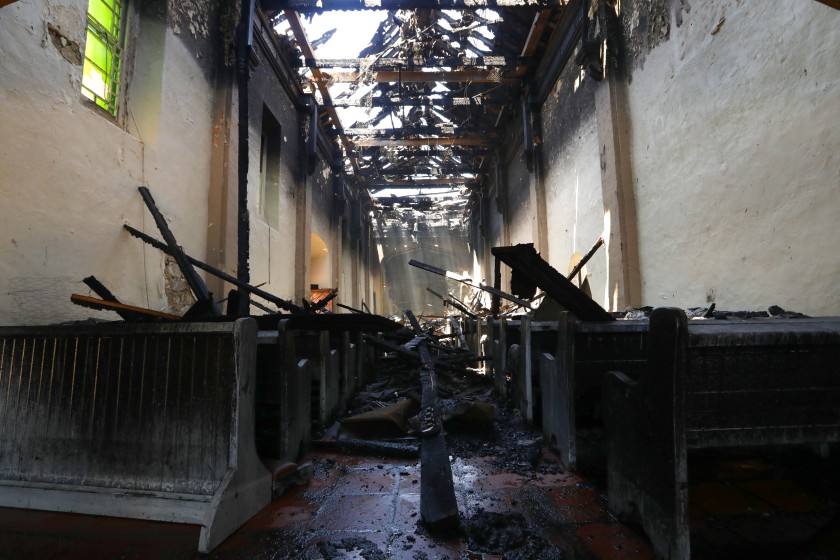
[492,243,614,321]
[447,292,478,318]
[285,10,361,174]
[367,177,477,188]
[352,146,492,158]
[567,236,604,281]
[318,70,512,84]
[309,287,339,312]
[124,224,305,314]
[137,186,222,317]
[346,126,490,137]
[330,96,505,108]
[492,256,502,317]
[520,8,554,57]
[82,276,144,321]
[532,0,585,105]
[70,294,181,321]
[366,165,480,177]
[306,56,509,69]
[423,287,477,318]
[264,0,561,10]
[336,303,366,314]
[409,259,533,309]
[404,309,459,532]
[353,137,493,147]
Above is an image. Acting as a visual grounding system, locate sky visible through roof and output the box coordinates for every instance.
[280,10,489,211]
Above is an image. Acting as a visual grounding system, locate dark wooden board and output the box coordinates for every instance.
[491,243,614,321]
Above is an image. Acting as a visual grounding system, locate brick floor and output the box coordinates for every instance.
[0,445,837,559]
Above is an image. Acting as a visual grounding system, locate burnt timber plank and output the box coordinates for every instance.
[331,96,496,108]
[124,224,304,314]
[306,56,509,69]
[70,294,181,321]
[137,187,221,316]
[346,126,489,137]
[265,0,562,9]
[405,309,459,531]
[492,243,614,321]
[409,259,533,309]
[326,70,513,84]
[353,137,492,147]
[82,276,144,321]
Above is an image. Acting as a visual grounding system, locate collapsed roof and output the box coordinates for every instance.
[267,1,572,222]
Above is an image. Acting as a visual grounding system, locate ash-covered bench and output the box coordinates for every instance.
[603,308,840,559]
[254,312,402,462]
[531,313,648,469]
[0,318,270,552]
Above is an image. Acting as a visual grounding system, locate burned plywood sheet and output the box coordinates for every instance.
[492,243,614,322]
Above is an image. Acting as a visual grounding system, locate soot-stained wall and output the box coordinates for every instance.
[0,0,233,324]
[521,0,839,315]
[541,55,608,308]
[247,15,303,305]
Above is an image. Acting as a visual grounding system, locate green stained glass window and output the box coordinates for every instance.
[81,0,123,116]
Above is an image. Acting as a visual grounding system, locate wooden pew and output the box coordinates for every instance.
[603,308,840,559]
[0,319,270,553]
[540,312,648,469]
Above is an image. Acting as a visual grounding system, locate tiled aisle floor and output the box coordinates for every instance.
[0,444,838,559]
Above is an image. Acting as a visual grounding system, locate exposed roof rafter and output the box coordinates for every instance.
[264,0,566,9]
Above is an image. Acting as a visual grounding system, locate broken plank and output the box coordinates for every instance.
[82,276,144,321]
[409,259,532,309]
[448,316,469,350]
[305,56,508,70]
[137,187,221,316]
[418,365,459,531]
[70,294,181,321]
[492,243,614,321]
[124,224,304,314]
[265,0,565,9]
[447,292,478,318]
[404,308,459,531]
[567,236,604,281]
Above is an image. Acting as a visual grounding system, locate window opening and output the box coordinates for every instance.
[82,0,124,116]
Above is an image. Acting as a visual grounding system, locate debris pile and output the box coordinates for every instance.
[462,510,564,560]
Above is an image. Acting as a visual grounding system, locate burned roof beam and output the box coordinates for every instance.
[364,165,480,176]
[367,177,478,187]
[317,70,512,84]
[305,56,509,69]
[353,136,493,147]
[263,0,560,9]
[353,146,491,157]
[531,0,585,104]
[285,10,361,173]
[330,96,504,108]
[346,126,491,137]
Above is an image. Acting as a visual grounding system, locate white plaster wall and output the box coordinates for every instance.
[248,118,297,303]
[0,2,218,324]
[627,0,840,315]
[543,110,608,309]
